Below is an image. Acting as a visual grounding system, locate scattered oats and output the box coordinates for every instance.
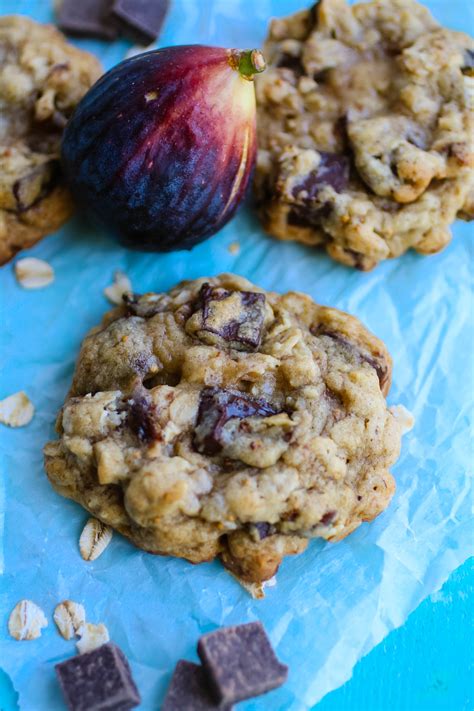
[14,258,54,289]
[0,391,34,427]
[229,572,275,599]
[76,622,110,654]
[228,241,240,256]
[8,600,48,641]
[238,578,265,600]
[54,600,86,640]
[104,270,133,305]
[79,517,113,561]
[390,404,415,434]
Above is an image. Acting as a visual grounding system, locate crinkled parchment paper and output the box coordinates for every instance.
[0,1,473,709]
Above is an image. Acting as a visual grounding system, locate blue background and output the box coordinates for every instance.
[1,557,473,710]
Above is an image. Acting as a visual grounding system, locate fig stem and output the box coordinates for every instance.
[230,49,266,80]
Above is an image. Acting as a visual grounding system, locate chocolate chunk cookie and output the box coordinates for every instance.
[44,274,404,583]
[0,16,102,264]
[255,0,474,270]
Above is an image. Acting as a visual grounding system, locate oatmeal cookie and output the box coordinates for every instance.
[255,0,474,270]
[44,274,403,582]
[0,16,102,264]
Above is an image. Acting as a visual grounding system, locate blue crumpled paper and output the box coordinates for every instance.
[0,1,473,709]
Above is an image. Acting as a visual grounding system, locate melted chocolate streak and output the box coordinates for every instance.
[197,284,265,347]
[127,394,157,442]
[194,387,279,456]
[314,327,388,389]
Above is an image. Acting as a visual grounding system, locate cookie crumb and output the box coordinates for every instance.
[54,600,86,640]
[104,271,132,305]
[14,258,54,289]
[76,622,110,654]
[79,517,113,561]
[228,241,240,255]
[0,391,34,427]
[230,572,276,599]
[390,404,415,434]
[8,600,48,640]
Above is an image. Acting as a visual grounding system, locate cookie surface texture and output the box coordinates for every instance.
[255,0,474,270]
[0,16,102,263]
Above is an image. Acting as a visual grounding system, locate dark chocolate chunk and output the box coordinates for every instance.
[250,522,276,540]
[111,0,169,45]
[123,293,164,318]
[254,522,274,539]
[57,0,119,40]
[162,660,233,711]
[320,510,336,525]
[291,152,349,202]
[55,643,141,711]
[312,327,389,390]
[195,284,266,351]
[287,208,313,228]
[197,622,288,704]
[193,387,279,456]
[127,389,157,442]
[461,49,474,77]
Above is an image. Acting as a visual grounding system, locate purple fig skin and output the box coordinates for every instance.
[61,45,263,251]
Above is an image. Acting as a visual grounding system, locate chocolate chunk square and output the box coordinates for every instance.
[162,660,233,711]
[192,284,267,351]
[197,622,288,704]
[55,643,141,711]
[57,0,119,40]
[291,152,350,201]
[314,327,390,392]
[126,388,157,443]
[111,0,169,45]
[194,387,278,456]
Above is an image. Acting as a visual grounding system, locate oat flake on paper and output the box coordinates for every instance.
[0,0,472,710]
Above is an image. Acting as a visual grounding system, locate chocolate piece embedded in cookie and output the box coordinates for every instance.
[0,17,102,263]
[111,0,169,44]
[162,660,233,711]
[186,284,268,351]
[194,387,279,456]
[198,622,288,704]
[55,643,140,711]
[44,274,404,583]
[57,0,118,40]
[255,0,474,269]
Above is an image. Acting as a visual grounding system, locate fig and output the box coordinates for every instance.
[61,45,265,251]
